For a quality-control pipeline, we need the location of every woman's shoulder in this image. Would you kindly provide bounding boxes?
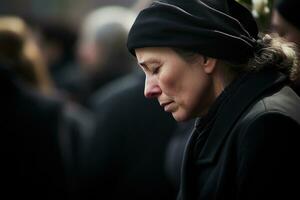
[229,85,300,145]
[240,85,300,125]
[226,86,300,151]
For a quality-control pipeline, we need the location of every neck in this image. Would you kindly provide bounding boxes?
[196,62,237,117]
[212,65,236,100]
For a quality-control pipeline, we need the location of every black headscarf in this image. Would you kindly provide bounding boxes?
[127,0,258,63]
[275,0,300,30]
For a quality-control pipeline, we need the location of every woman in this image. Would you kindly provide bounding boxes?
[0,16,54,96]
[127,0,300,199]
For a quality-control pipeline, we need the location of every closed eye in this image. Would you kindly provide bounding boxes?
[152,66,160,75]
[138,59,162,75]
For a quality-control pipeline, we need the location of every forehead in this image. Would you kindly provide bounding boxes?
[135,47,175,61]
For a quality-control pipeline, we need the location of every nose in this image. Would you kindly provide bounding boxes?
[144,75,162,98]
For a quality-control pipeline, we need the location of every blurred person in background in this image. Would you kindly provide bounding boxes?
[132,0,154,11]
[79,69,178,200]
[24,17,81,101]
[31,20,78,92]
[0,16,95,199]
[164,120,194,192]
[73,1,180,200]
[271,0,300,95]
[0,16,54,96]
[0,16,67,199]
[70,6,136,106]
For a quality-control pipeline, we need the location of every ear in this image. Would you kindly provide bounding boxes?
[202,56,217,74]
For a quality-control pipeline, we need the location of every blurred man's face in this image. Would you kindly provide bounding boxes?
[272,10,300,87]
[76,39,106,73]
[271,10,300,46]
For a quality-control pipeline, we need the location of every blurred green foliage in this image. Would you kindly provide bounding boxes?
[237,0,274,31]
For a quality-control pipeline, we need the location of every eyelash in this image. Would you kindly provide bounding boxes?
[152,66,160,75]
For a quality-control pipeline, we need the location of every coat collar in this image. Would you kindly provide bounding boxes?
[194,70,287,165]
[179,70,288,200]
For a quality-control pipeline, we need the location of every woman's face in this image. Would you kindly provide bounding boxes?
[135,47,214,122]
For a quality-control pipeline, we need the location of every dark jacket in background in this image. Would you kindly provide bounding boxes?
[165,120,194,191]
[179,70,300,200]
[75,71,178,200]
[0,65,67,199]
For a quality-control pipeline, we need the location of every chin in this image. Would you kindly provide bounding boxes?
[172,111,193,122]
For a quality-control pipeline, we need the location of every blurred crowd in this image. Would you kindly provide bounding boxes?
[0,0,299,199]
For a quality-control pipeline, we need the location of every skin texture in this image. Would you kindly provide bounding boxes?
[135,47,226,122]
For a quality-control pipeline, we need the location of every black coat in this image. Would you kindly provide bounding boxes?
[75,71,178,200]
[179,70,300,200]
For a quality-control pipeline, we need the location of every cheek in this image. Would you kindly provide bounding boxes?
[171,80,210,122]
[158,67,182,96]
[181,73,212,114]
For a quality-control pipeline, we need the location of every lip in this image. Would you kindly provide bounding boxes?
[160,101,173,112]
